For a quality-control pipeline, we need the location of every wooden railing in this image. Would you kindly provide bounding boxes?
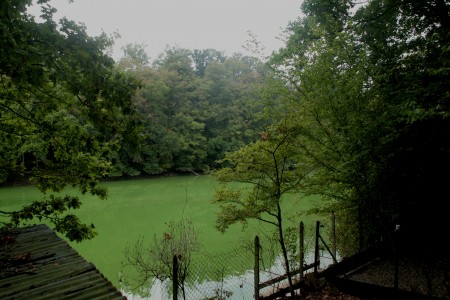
[254,214,338,300]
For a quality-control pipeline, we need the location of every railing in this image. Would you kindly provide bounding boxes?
[254,213,338,300]
[167,213,339,300]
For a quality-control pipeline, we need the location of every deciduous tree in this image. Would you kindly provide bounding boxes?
[269,0,450,251]
[0,0,139,241]
[123,218,200,300]
[212,123,309,295]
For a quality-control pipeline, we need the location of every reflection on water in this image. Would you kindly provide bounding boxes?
[122,249,338,300]
[123,271,255,300]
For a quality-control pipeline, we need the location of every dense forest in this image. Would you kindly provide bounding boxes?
[113,45,273,176]
[1,0,449,260]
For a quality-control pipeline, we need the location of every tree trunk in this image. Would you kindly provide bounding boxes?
[276,202,295,296]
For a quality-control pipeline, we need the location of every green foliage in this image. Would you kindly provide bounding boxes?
[269,0,450,250]
[212,123,309,293]
[212,123,306,231]
[114,47,271,175]
[0,195,96,243]
[192,49,226,77]
[334,206,359,258]
[122,218,200,299]
[118,43,150,71]
[0,0,139,241]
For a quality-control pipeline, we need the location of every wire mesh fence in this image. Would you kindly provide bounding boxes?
[255,214,345,298]
[183,245,256,300]
[123,213,345,299]
[124,242,256,300]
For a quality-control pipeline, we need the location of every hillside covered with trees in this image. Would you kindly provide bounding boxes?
[1,0,449,264]
[113,45,274,176]
[266,0,450,253]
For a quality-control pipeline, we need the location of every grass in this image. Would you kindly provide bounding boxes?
[0,175,326,290]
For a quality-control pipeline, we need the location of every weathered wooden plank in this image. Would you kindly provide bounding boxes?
[0,224,125,300]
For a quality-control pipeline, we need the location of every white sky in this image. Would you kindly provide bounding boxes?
[29,0,302,62]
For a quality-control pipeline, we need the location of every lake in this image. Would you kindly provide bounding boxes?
[0,175,325,299]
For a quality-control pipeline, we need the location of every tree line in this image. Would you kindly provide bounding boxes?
[113,45,273,176]
[1,0,449,273]
[0,0,274,241]
[210,0,449,293]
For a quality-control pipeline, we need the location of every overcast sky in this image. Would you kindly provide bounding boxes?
[30,0,302,61]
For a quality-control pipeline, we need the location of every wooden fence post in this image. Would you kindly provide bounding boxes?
[254,235,260,300]
[299,221,304,280]
[314,221,320,273]
[331,211,337,264]
[394,225,400,290]
[173,255,178,300]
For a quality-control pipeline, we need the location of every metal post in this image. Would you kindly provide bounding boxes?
[314,221,320,273]
[394,225,400,290]
[254,235,260,300]
[173,255,178,300]
[331,211,337,264]
[299,221,304,280]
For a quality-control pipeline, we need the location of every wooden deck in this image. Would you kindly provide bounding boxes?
[0,224,126,300]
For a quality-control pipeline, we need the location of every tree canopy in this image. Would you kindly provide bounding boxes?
[267,0,450,251]
[2,0,448,254]
[212,122,310,293]
[0,0,139,241]
[112,45,272,176]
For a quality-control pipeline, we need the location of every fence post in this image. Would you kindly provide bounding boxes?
[173,255,178,300]
[254,235,260,300]
[314,221,320,273]
[394,224,400,290]
[299,221,304,280]
[331,211,337,264]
